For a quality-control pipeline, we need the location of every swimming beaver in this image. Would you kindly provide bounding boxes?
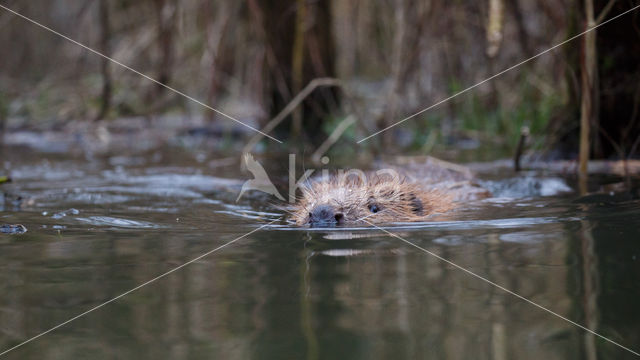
[290,157,490,227]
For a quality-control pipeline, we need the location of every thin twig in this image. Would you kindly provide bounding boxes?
[311,115,356,163]
[595,0,617,24]
[242,77,343,153]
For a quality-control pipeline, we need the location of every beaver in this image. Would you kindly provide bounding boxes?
[290,157,491,227]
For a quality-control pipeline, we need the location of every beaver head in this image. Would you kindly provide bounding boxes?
[290,174,455,227]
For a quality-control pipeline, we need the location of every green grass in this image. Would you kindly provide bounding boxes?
[461,82,558,146]
[403,78,561,153]
[313,77,562,162]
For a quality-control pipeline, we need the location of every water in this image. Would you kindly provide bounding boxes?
[1,144,640,359]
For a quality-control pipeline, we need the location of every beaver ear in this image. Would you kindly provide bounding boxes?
[409,194,424,215]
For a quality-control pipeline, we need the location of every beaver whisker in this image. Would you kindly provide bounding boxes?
[304,187,320,200]
[282,209,306,221]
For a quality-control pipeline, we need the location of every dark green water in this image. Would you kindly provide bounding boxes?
[1,145,640,359]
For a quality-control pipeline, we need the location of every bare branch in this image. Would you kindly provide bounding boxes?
[242,77,343,154]
[595,0,617,24]
[311,115,356,164]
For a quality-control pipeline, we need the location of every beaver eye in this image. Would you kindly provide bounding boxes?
[369,204,379,213]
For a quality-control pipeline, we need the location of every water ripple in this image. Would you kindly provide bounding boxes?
[75,216,161,229]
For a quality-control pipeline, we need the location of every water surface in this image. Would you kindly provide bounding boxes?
[1,145,640,359]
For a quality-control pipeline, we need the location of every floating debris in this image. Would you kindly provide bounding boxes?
[0,224,27,235]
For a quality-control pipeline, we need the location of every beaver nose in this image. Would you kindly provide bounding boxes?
[309,205,342,227]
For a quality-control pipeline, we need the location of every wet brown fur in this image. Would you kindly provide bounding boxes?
[291,174,457,226]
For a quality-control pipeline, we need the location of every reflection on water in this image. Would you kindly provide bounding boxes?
[1,148,640,359]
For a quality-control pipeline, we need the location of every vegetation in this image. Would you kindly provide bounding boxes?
[0,0,639,161]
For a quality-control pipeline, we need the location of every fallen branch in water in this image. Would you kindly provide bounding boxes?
[531,160,640,176]
[468,159,640,176]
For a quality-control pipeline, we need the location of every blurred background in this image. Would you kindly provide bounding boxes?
[0,0,639,160]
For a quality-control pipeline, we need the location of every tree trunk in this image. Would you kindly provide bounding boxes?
[291,0,307,138]
[380,0,408,149]
[154,0,175,92]
[506,0,533,58]
[205,1,234,122]
[579,0,596,182]
[251,0,338,145]
[95,0,112,121]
